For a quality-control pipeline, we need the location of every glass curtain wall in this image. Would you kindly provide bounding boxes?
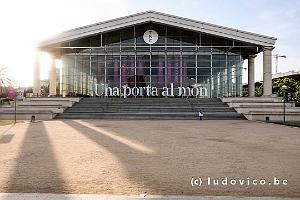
[60,23,243,97]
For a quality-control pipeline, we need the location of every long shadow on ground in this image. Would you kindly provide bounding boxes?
[64,120,220,195]
[5,122,67,193]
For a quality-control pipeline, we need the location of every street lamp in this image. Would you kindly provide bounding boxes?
[282,85,288,123]
[273,54,286,74]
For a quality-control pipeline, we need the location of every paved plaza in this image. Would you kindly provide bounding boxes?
[0,120,299,198]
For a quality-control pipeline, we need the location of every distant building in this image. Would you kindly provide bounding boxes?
[243,70,300,93]
[272,70,300,81]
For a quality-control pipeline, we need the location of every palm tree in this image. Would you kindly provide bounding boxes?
[0,67,14,97]
[0,67,13,87]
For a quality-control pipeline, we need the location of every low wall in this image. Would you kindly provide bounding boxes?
[19,101,72,107]
[23,97,81,107]
[222,97,283,103]
[25,97,81,103]
[221,97,300,122]
[228,102,294,108]
[1,107,65,113]
[244,112,300,121]
[0,110,55,120]
[0,97,80,120]
[235,107,300,114]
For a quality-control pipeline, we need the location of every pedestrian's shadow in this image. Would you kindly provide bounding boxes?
[5,121,67,193]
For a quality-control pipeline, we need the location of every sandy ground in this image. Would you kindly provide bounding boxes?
[0,120,299,197]
[0,121,14,127]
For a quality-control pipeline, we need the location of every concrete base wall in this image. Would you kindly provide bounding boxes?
[0,97,80,120]
[222,97,283,103]
[228,102,294,108]
[221,97,300,122]
[244,113,300,121]
[0,112,55,120]
[235,107,300,114]
[1,107,65,114]
[22,97,81,107]
[26,97,81,102]
[19,101,73,108]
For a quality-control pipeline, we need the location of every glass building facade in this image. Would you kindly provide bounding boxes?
[59,22,244,98]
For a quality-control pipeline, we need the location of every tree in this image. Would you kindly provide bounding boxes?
[292,80,300,106]
[272,77,296,97]
[255,85,263,97]
[272,77,300,106]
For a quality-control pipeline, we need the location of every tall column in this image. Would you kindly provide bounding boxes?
[49,58,57,96]
[113,59,119,86]
[248,55,256,97]
[158,57,164,88]
[33,51,41,96]
[263,47,274,96]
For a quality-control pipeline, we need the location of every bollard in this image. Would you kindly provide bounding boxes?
[266,116,269,122]
[31,115,36,122]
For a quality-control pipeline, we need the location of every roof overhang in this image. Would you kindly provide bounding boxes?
[39,11,277,48]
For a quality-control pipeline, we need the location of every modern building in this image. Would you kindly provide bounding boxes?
[35,11,276,98]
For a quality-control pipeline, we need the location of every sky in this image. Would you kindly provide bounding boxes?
[0,0,299,87]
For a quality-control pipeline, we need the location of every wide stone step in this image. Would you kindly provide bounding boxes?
[79,99,221,101]
[74,103,227,107]
[56,112,244,120]
[65,110,237,114]
[66,104,234,108]
[80,97,220,100]
[68,107,235,112]
[78,100,222,104]
[55,97,244,120]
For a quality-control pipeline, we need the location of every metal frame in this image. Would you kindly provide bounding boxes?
[39,11,276,48]
[59,24,245,98]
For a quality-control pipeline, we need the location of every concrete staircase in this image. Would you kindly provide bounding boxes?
[55,97,244,120]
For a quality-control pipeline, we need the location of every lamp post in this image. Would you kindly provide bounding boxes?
[282,85,288,123]
[273,54,286,74]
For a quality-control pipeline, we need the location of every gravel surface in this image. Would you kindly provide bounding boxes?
[0,120,299,197]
